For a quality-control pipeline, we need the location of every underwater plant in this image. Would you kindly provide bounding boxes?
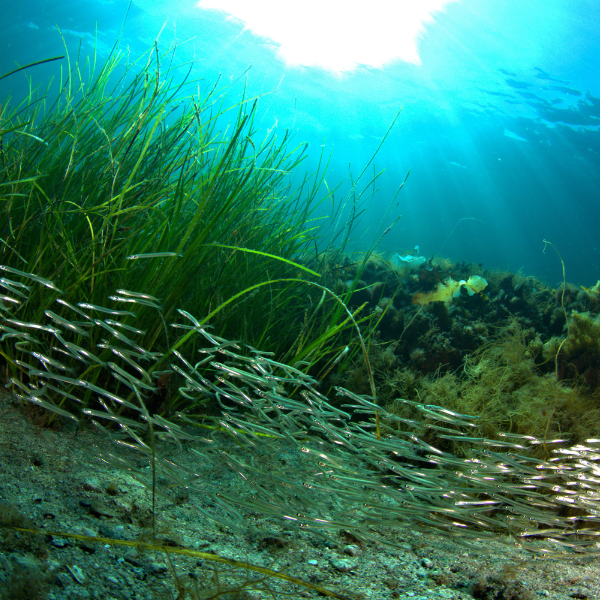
[0,33,402,417]
[4,266,600,559]
[6,34,600,600]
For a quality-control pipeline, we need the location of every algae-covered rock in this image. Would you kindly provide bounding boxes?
[541,310,600,389]
[412,275,488,305]
[562,310,600,355]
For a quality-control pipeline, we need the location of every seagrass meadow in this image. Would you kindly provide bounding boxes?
[2,39,600,600]
[0,36,381,379]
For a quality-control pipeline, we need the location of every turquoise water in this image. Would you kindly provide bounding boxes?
[3,0,599,285]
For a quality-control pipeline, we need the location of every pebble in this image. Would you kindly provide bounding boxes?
[330,557,357,572]
[343,544,361,556]
[123,549,143,567]
[148,561,167,573]
[67,564,86,585]
[421,557,433,569]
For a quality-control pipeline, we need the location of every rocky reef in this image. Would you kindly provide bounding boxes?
[322,253,600,452]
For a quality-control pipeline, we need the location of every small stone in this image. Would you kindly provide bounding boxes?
[67,564,86,585]
[148,561,167,574]
[343,544,360,557]
[82,480,101,493]
[421,558,433,569]
[307,559,319,566]
[89,502,119,518]
[330,558,357,572]
[124,549,143,567]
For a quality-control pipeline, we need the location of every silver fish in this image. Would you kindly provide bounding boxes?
[115,289,161,302]
[55,299,92,320]
[0,265,61,291]
[126,252,181,260]
[4,318,60,334]
[44,310,90,337]
[108,296,162,310]
[104,319,145,335]
[78,303,135,317]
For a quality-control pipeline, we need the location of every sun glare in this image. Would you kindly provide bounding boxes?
[196,0,458,72]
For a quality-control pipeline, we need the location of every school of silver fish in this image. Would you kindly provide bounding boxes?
[2,264,600,557]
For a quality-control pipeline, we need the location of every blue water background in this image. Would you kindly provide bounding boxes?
[2,0,599,286]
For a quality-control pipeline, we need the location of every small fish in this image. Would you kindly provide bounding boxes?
[152,414,196,448]
[28,370,84,387]
[4,318,60,334]
[256,355,315,381]
[78,381,139,411]
[104,319,145,335]
[78,303,135,317]
[171,364,210,394]
[55,299,92,320]
[28,133,48,145]
[176,308,202,328]
[416,405,476,428]
[217,348,254,361]
[126,252,181,260]
[109,348,152,382]
[334,386,377,407]
[330,346,349,368]
[25,394,79,422]
[0,278,30,298]
[96,341,158,361]
[218,376,254,405]
[83,405,143,429]
[0,331,38,344]
[213,362,272,387]
[55,337,105,366]
[14,358,38,372]
[0,265,61,291]
[108,295,162,310]
[93,320,139,346]
[448,161,467,169]
[107,362,158,392]
[45,310,91,337]
[115,289,161,302]
[31,351,75,372]
[172,349,210,378]
[110,369,157,393]
[45,382,83,404]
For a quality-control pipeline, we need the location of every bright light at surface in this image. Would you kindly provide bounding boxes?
[196,0,458,72]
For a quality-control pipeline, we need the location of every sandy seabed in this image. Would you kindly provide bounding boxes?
[0,393,598,600]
